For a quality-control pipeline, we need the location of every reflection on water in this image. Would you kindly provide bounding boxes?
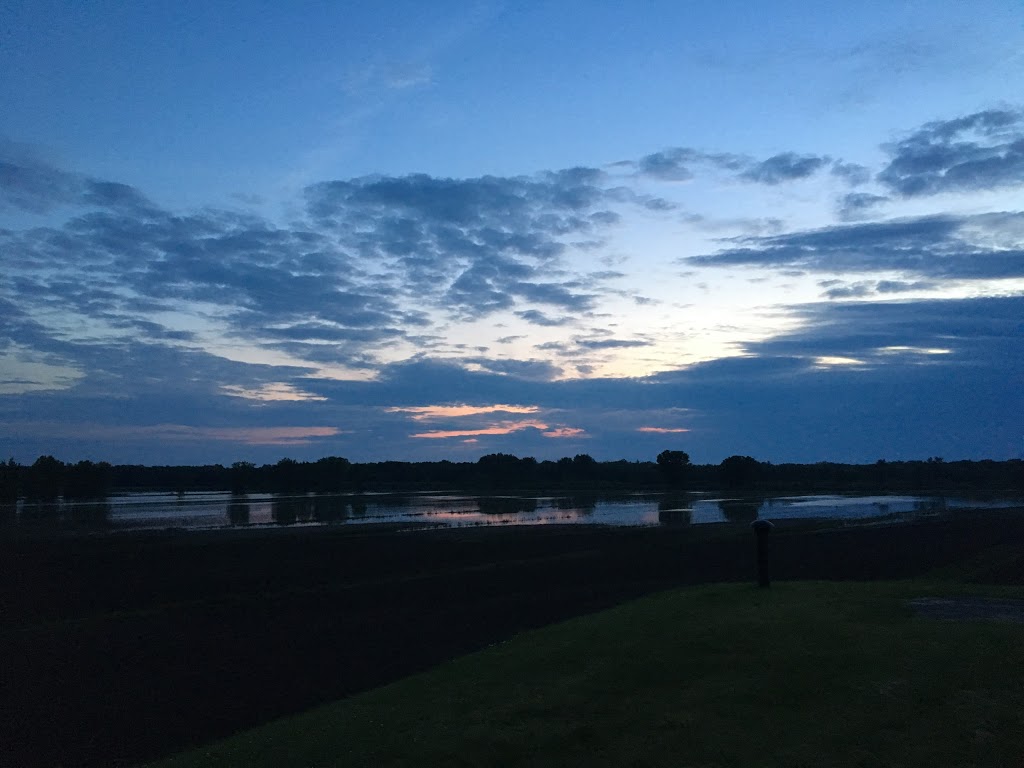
[479,496,538,515]
[658,493,692,526]
[272,496,299,526]
[12,497,111,528]
[2,490,1020,534]
[313,495,349,524]
[718,498,761,523]
[68,501,111,526]
[554,494,597,512]
[228,494,250,526]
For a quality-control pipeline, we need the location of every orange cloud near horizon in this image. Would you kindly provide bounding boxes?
[386,403,540,420]
[410,419,550,439]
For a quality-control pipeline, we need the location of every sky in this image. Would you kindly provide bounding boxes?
[2,0,1023,466]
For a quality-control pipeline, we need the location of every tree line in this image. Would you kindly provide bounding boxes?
[2,452,1022,502]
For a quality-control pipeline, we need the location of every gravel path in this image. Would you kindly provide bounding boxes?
[909,597,1024,624]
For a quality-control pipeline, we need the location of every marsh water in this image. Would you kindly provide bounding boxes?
[4,490,1021,534]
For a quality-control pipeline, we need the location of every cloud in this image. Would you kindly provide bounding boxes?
[466,357,564,381]
[543,427,586,438]
[739,152,830,184]
[303,167,638,319]
[575,338,650,350]
[687,212,1024,279]
[221,382,328,402]
[819,279,938,299]
[831,161,871,186]
[636,148,700,181]
[837,192,889,221]
[878,108,1024,196]
[0,141,154,214]
[633,147,827,186]
[515,309,571,327]
[2,156,650,395]
[0,422,342,446]
[410,419,550,439]
[4,293,1021,464]
[385,404,540,420]
[343,60,433,93]
[732,295,1024,367]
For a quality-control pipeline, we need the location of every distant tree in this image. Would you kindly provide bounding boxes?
[0,458,20,502]
[477,453,525,487]
[571,454,597,480]
[656,450,690,488]
[230,461,256,494]
[315,456,351,492]
[272,457,303,491]
[24,455,65,500]
[64,460,111,499]
[719,455,761,489]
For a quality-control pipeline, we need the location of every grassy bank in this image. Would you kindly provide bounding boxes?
[148,580,1024,768]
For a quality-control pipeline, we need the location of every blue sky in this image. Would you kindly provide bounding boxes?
[2,1,1023,465]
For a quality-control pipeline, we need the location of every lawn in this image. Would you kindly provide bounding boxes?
[146,580,1024,767]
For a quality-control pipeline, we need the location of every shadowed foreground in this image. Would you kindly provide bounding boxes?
[148,580,1024,768]
[3,510,1024,766]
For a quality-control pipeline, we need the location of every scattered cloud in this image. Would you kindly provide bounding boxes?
[0,140,154,214]
[688,212,1024,280]
[631,147,829,186]
[221,382,328,402]
[837,192,889,221]
[739,152,830,185]
[878,108,1024,196]
[831,160,872,186]
[575,338,650,350]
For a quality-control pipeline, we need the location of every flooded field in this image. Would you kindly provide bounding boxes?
[4,490,1022,533]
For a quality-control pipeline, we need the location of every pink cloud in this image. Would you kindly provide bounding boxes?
[410,419,549,439]
[386,404,539,420]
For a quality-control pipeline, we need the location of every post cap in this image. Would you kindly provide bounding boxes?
[750,519,775,532]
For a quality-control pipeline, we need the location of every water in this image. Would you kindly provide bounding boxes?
[3,490,1021,534]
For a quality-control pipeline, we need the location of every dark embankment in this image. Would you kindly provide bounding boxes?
[3,509,1024,767]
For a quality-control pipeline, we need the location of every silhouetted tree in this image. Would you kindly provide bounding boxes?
[314,456,351,492]
[24,455,64,500]
[719,455,761,489]
[272,458,303,492]
[478,453,527,487]
[0,458,20,502]
[656,450,690,488]
[64,460,110,499]
[230,461,256,494]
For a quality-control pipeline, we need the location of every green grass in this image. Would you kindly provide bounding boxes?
[148,581,1024,768]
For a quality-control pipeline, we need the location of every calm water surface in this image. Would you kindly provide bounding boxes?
[4,490,1021,533]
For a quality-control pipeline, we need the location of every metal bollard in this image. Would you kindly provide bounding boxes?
[750,519,775,588]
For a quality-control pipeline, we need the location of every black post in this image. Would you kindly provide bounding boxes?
[750,519,775,588]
